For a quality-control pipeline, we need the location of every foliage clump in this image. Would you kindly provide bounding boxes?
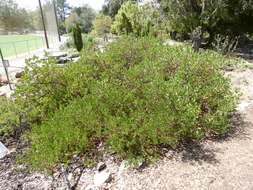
[0,97,25,142]
[15,37,237,171]
[157,0,253,44]
[91,13,112,41]
[112,2,159,37]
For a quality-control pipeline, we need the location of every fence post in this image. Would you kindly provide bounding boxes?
[39,0,50,49]
[26,40,30,55]
[35,38,38,49]
[12,42,18,58]
[0,49,12,90]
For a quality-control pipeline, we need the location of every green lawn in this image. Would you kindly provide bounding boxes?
[0,34,45,58]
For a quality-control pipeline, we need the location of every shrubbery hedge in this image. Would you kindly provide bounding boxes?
[15,37,237,171]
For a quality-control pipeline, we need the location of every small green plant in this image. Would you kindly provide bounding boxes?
[0,97,23,141]
[72,23,83,52]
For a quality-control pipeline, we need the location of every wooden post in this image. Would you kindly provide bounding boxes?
[53,0,61,42]
[0,49,12,90]
[38,0,49,49]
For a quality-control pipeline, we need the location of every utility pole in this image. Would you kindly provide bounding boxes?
[38,0,49,49]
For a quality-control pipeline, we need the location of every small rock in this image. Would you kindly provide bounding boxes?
[15,72,23,79]
[67,173,73,182]
[69,53,79,59]
[93,170,112,186]
[118,161,128,176]
[97,162,106,172]
[83,184,96,190]
[56,58,69,64]
[50,52,67,59]
[72,57,80,62]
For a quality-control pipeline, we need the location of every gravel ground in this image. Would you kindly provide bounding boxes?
[0,66,253,190]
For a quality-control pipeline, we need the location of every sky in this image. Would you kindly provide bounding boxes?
[16,0,105,11]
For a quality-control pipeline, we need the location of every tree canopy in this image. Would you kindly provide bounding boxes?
[102,0,141,18]
[157,0,253,38]
[56,0,71,33]
[112,2,159,37]
[0,0,32,31]
[65,4,96,33]
[91,14,112,40]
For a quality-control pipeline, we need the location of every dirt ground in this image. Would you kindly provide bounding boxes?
[1,60,253,190]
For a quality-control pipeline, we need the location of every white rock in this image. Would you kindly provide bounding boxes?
[93,170,112,186]
[67,173,72,182]
[237,101,252,111]
[0,141,9,159]
[116,161,129,190]
[118,161,128,176]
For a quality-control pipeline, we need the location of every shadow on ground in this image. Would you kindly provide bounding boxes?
[160,111,251,166]
[232,39,253,63]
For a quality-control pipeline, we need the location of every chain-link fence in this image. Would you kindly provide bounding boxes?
[42,0,61,48]
[0,0,60,58]
[0,36,45,58]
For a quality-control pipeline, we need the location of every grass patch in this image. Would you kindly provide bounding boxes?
[0,34,45,57]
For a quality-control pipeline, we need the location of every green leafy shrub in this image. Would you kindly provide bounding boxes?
[112,2,160,37]
[98,37,237,161]
[14,55,100,122]
[17,37,237,171]
[25,97,103,171]
[0,97,23,141]
[72,23,83,52]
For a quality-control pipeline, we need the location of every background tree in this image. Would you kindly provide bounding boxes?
[112,2,158,37]
[102,0,141,18]
[0,0,32,31]
[91,13,112,41]
[157,0,253,43]
[65,5,96,33]
[30,8,43,31]
[55,0,71,34]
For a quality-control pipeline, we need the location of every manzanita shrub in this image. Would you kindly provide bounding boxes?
[0,97,23,140]
[14,55,100,122]
[16,37,237,171]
